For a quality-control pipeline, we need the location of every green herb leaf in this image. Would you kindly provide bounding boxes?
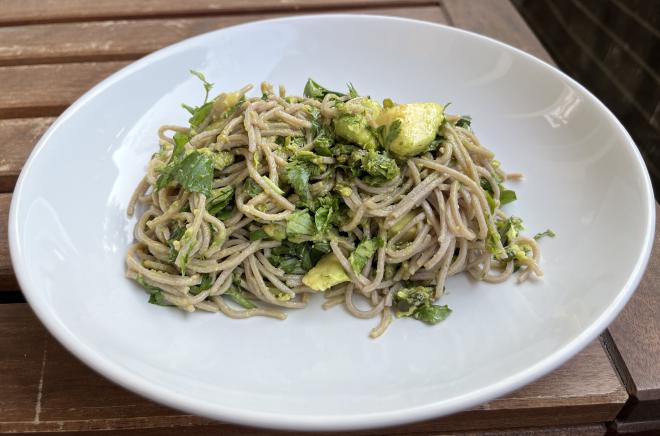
[284,154,322,203]
[413,304,452,325]
[173,132,190,147]
[249,228,269,241]
[136,274,162,294]
[148,292,171,306]
[207,186,234,216]
[156,140,186,190]
[314,195,339,233]
[534,229,556,240]
[244,178,263,197]
[224,286,257,309]
[173,151,214,196]
[286,210,316,240]
[348,237,384,273]
[456,116,472,128]
[303,78,343,100]
[189,274,213,296]
[167,224,186,262]
[383,98,395,109]
[347,82,359,98]
[392,286,450,325]
[268,241,325,274]
[499,188,517,205]
[189,70,214,103]
[374,119,402,149]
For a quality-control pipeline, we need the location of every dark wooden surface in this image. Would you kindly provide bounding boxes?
[0,0,658,433]
[0,304,626,434]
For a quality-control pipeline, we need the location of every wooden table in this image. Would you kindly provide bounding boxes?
[0,1,658,434]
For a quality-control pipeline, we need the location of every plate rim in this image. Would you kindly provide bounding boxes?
[8,13,656,431]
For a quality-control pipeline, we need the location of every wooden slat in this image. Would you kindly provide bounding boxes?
[605,204,660,402]
[0,7,447,66]
[0,5,447,190]
[0,62,129,118]
[0,118,54,192]
[0,304,626,433]
[442,0,554,64]
[0,0,430,26]
[0,195,17,291]
[10,424,609,436]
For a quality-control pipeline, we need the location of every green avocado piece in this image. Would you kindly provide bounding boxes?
[333,98,382,149]
[302,253,350,291]
[376,103,445,157]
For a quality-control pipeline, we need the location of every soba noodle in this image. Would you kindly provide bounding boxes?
[126,75,550,338]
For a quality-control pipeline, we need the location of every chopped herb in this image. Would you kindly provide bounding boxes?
[207,186,234,216]
[534,229,556,240]
[225,286,256,309]
[392,286,451,325]
[172,151,214,196]
[286,209,316,241]
[249,229,269,241]
[189,274,213,296]
[348,237,384,273]
[303,78,343,100]
[167,224,186,262]
[374,119,402,149]
[347,82,359,98]
[499,189,517,205]
[285,153,322,204]
[244,178,263,197]
[456,116,472,128]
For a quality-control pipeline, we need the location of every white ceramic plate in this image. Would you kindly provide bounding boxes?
[9,15,655,431]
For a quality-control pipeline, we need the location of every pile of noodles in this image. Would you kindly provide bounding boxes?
[126,80,543,338]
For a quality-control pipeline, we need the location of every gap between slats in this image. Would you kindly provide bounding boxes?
[0,0,436,27]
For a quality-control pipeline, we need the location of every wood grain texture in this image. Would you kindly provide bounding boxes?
[0,118,54,192]
[0,304,625,433]
[0,62,129,118]
[442,0,554,64]
[0,0,430,25]
[606,203,660,402]
[0,195,18,291]
[0,7,447,66]
[16,423,608,436]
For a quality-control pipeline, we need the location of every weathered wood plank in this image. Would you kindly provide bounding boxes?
[0,62,129,118]
[606,205,660,403]
[0,304,626,433]
[0,0,431,26]
[0,194,18,291]
[0,118,54,192]
[442,0,553,64]
[0,7,447,66]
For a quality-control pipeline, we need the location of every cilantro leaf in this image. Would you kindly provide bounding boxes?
[189,70,214,103]
[284,153,323,203]
[303,78,344,100]
[173,151,214,196]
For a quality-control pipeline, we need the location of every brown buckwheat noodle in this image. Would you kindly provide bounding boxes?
[126,81,543,338]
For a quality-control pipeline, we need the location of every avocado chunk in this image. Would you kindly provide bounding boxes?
[376,103,444,157]
[333,98,382,149]
[302,253,350,291]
